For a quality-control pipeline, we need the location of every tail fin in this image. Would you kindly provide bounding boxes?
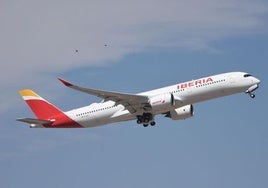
[19,89,63,119]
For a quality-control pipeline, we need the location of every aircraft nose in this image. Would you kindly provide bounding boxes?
[254,77,261,84]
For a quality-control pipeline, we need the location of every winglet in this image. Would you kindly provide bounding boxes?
[58,78,74,87]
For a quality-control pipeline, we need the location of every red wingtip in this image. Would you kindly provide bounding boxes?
[58,78,73,87]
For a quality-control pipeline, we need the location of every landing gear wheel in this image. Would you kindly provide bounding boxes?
[150,121,156,126]
[250,93,255,98]
[143,124,149,127]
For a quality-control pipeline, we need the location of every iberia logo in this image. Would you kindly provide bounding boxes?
[177,77,213,89]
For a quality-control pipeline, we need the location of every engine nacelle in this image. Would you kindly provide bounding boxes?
[166,104,194,120]
[148,93,174,112]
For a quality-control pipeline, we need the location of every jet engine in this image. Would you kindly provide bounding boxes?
[165,104,194,120]
[148,93,175,112]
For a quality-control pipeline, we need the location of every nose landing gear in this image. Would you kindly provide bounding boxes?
[249,93,255,98]
[246,84,259,99]
[246,91,256,99]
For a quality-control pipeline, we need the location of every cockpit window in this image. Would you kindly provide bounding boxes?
[244,74,252,78]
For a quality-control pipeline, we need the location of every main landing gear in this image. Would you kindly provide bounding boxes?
[136,113,156,127]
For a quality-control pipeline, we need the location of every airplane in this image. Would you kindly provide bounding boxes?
[17,72,260,128]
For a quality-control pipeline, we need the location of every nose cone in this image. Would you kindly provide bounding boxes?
[254,77,261,84]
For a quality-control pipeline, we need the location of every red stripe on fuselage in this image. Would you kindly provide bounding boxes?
[45,113,83,128]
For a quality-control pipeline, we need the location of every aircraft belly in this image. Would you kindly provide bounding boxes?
[181,85,242,104]
[72,109,134,128]
[74,113,111,128]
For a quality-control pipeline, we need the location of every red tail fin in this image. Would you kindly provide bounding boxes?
[19,89,62,119]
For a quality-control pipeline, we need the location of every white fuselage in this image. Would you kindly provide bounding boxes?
[64,72,260,127]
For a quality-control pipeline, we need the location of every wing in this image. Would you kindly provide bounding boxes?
[58,78,149,114]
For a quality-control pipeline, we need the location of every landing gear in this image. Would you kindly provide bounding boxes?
[137,119,142,124]
[246,84,259,99]
[143,124,149,127]
[246,92,256,98]
[250,93,255,98]
[150,121,156,126]
[137,113,156,127]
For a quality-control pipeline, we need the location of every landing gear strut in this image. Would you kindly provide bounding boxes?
[246,84,259,99]
[136,113,156,127]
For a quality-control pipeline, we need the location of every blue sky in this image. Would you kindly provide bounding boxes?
[1,1,268,188]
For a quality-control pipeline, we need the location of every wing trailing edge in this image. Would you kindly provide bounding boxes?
[58,78,149,114]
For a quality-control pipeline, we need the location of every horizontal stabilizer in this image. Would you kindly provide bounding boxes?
[16,118,54,125]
